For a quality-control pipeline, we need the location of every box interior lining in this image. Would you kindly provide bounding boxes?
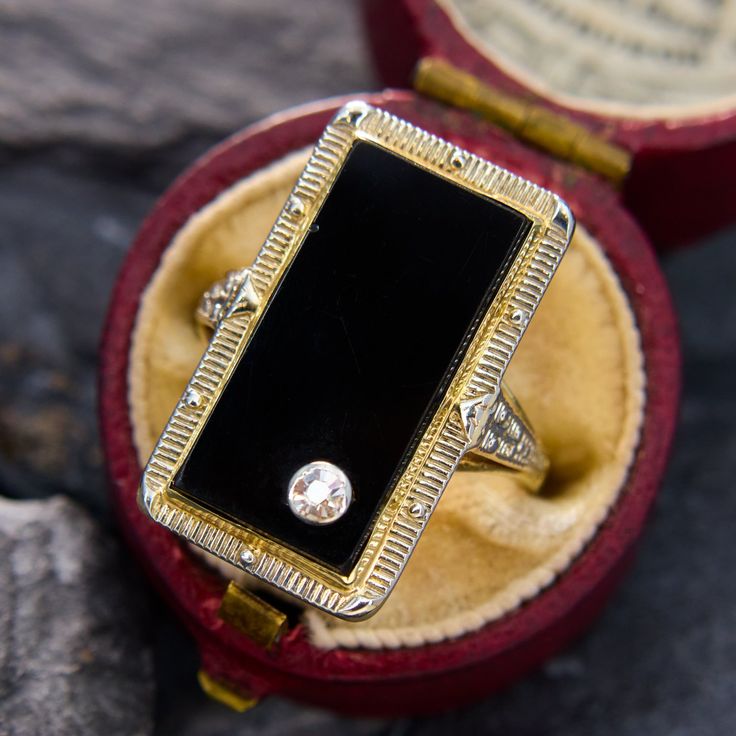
[442,0,736,120]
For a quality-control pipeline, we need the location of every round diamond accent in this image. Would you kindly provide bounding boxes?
[239,548,255,566]
[510,308,527,325]
[450,150,467,169]
[287,461,352,525]
[286,195,305,217]
[184,388,201,408]
[408,502,426,520]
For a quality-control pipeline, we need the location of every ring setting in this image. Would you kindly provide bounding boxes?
[139,101,574,620]
[287,461,353,526]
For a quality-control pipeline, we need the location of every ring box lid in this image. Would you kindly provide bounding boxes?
[362,0,736,248]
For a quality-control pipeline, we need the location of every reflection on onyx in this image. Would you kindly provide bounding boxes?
[174,142,530,573]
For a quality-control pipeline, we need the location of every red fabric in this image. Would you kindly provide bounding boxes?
[362,0,736,249]
[99,91,680,715]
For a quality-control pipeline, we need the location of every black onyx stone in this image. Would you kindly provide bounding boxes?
[174,142,531,573]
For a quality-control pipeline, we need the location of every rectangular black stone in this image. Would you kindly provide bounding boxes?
[174,141,531,573]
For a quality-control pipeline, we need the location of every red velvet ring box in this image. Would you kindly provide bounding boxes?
[99,1,697,717]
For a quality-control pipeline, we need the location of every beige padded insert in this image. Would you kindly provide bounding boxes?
[129,148,645,650]
[442,0,736,119]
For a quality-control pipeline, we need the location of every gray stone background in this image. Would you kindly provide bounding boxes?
[0,1,734,734]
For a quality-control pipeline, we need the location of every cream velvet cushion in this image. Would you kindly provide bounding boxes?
[129,148,645,650]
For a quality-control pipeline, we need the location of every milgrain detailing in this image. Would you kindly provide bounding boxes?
[139,101,573,620]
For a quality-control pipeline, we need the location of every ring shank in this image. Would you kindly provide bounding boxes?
[458,386,549,493]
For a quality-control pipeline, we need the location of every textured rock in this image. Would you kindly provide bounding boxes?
[0,496,153,736]
[0,0,374,148]
[0,156,155,515]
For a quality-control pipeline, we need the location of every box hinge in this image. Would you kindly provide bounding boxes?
[414,57,631,186]
[197,670,259,713]
[218,581,288,650]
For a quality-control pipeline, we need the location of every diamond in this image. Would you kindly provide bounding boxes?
[286,195,305,217]
[184,388,201,408]
[408,502,426,520]
[450,150,467,169]
[240,548,255,566]
[510,308,528,325]
[287,461,352,525]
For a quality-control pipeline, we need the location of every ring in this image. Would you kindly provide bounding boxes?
[196,269,550,492]
[140,101,574,620]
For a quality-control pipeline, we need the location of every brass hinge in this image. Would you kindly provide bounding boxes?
[218,581,288,649]
[414,57,631,186]
[197,670,259,713]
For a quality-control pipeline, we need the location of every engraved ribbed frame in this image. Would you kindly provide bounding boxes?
[139,101,573,620]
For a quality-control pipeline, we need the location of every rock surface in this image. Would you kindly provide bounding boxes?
[0,0,374,148]
[0,154,155,516]
[0,496,153,736]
